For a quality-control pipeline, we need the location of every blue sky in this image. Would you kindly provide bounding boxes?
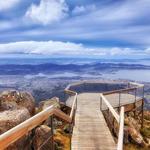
[0,0,150,58]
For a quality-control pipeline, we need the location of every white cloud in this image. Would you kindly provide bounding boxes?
[72,4,96,15]
[145,48,150,54]
[0,40,148,57]
[0,41,85,55]
[0,0,20,11]
[25,0,68,25]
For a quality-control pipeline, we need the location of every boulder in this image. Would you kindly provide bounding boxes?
[5,135,32,150]
[38,97,61,127]
[0,108,31,150]
[0,108,30,134]
[39,97,60,111]
[125,116,141,131]
[33,125,52,150]
[125,116,148,147]
[144,111,150,121]
[128,127,147,146]
[60,102,71,115]
[0,90,35,115]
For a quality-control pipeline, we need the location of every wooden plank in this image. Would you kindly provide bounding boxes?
[117,107,124,150]
[72,93,116,150]
[69,93,77,118]
[64,89,76,95]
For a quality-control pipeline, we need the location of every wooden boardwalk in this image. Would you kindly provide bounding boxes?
[0,82,143,150]
[71,93,116,150]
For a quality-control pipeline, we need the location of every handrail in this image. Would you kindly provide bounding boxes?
[101,82,144,150]
[100,94,120,123]
[0,105,72,150]
[103,87,136,95]
[100,94,124,150]
[117,107,124,150]
[69,93,77,118]
[64,88,78,120]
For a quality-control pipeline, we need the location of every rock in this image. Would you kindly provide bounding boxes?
[38,97,60,127]
[0,108,30,134]
[140,127,150,138]
[113,119,119,137]
[0,108,31,150]
[124,126,130,144]
[39,97,60,111]
[0,90,35,115]
[5,135,32,150]
[33,125,52,150]
[144,111,150,121]
[60,102,71,115]
[125,116,141,131]
[124,116,148,147]
[128,127,147,147]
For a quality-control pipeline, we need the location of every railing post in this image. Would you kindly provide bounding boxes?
[134,88,137,118]
[118,92,121,111]
[142,86,144,99]
[76,96,77,110]
[127,83,130,94]
[50,115,54,150]
[100,96,102,111]
[141,99,144,128]
[141,86,144,128]
[69,123,73,150]
[127,82,130,88]
[117,107,124,150]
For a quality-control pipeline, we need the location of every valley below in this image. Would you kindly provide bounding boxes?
[0,59,149,109]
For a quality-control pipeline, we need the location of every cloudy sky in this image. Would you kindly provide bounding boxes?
[0,0,150,58]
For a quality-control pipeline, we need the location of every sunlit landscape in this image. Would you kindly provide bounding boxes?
[0,0,150,150]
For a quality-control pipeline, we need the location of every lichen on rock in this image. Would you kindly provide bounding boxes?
[0,90,35,115]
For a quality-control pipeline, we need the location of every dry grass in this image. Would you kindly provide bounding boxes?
[54,129,70,150]
[124,144,149,150]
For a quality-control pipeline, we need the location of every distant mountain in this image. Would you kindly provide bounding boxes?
[0,63,149,75]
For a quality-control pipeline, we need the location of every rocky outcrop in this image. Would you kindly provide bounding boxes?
[0,90,35,115]
[124,116,148,147]
[128,127,146,146]
[38,97,60,111]
[125,116,141,131]
[5,135,31,150]
[38,97,62,127]
[0,90,36,150]
[0,108,30,134]
[0,108,31,150]
[33,125,52,150]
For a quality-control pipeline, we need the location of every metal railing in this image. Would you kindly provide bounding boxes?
[100,82,144,150]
